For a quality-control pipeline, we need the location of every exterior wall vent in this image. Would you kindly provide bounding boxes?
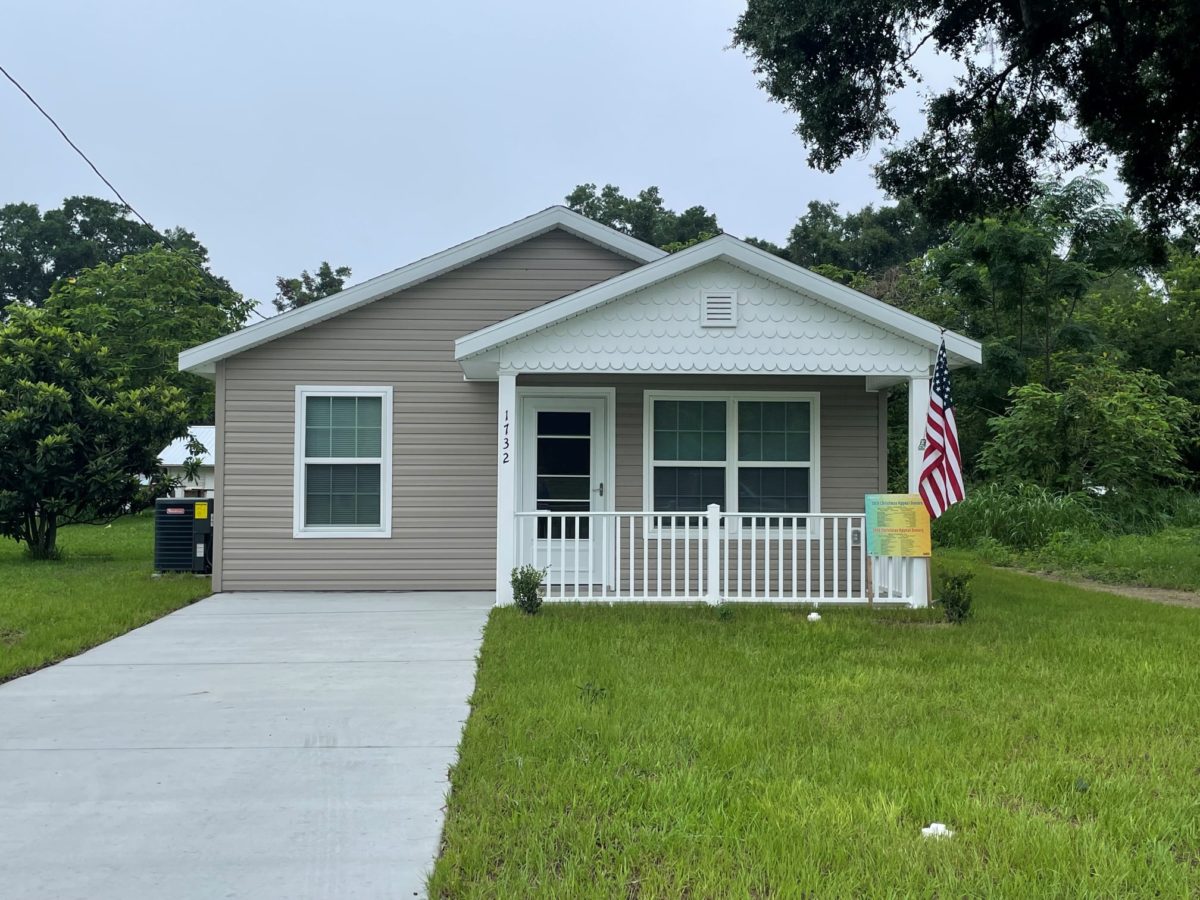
[701,290,737,327]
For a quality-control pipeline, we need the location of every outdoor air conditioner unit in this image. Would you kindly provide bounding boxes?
[154,497,214,574]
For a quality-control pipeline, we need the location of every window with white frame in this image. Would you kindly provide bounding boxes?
[294,386,392,537]
[646,392,817,523]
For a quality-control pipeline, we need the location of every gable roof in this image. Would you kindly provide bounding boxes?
[179,207,666,376]
[455,233,982,369]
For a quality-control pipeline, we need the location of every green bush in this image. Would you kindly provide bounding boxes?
[1095,487,1200,534]
[510,564,547,615]
[936,482,1200,554]
[935,570,974,624]
[980,358,1192,493]
[934,483,1101,551]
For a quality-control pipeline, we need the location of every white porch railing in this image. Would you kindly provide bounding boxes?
[513,504,923,606]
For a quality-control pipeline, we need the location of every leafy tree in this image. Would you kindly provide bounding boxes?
[0,308,188,558]
[919,179,1146,381]
[733,0,1200,231]
[566,184,719,250]
[45,247,254,422]
[273,261,352,313]
[980,357,1193,494]
[0,196,211,314]
[1090,249,1200,403]
[785,199,937,275]
[879,180,1158,480]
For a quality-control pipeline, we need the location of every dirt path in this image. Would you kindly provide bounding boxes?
[1013,568,1200,609]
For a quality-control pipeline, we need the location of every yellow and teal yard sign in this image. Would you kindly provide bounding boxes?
[864,494,931,558]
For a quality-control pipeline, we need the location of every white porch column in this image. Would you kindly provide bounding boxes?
[907,374,931,607]
[907,375,930,494]
[495,368,518,606]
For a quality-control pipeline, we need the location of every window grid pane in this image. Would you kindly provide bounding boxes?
[652,467,726,512]
[738,401,810,462]
[305,396,383,459]
[304,463,382,527]
[653,400,726,462]
[737,467,810,514]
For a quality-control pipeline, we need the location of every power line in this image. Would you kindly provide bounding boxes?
[1,62,152,229]
[1,61,268,319]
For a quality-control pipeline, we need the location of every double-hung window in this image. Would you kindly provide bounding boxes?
[646,391,818,525]
[294,386,392,537]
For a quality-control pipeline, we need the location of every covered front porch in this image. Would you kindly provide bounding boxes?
[493,374,931,607]
[453,232,981,607]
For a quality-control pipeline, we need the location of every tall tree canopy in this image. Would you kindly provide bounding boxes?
[733,0,1200,231]
[566,184,719,250]
[45,247,253,422]
[0,196,211,314]
[273,261,352,313]
[785,199,938,276]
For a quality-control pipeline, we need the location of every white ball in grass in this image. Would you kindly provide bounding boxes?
[921,823,954,839]
[807,612,821,622]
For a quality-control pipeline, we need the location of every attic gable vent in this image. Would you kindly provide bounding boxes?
[701,290,737,327]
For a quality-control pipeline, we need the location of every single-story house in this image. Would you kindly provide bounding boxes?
[158,425,216,498]
[180,208,980,605]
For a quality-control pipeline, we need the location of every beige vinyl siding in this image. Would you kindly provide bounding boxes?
[217,229,639,591]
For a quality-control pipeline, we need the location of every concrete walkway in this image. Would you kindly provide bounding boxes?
[0,591,492,899]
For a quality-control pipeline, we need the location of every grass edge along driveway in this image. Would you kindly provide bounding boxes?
[431,565,1199,898]
[0,514,210,683]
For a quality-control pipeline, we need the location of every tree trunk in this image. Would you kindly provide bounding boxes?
[23,510,60,560]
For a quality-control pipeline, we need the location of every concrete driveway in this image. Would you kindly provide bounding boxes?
[0,591,492,899]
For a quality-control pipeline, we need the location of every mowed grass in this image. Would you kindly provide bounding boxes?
[431,566,1200,897]
[0,514,210,683]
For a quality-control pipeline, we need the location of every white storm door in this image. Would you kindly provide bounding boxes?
[520,397,610,587]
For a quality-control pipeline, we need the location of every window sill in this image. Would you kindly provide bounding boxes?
[292,527,392,539]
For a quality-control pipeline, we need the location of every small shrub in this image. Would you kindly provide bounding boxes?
[935,570,974,624]
[510,564,547,615]
[715,603,734,621]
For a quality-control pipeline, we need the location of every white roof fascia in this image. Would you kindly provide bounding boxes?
[455,234,983,368]
[179,207,665,375]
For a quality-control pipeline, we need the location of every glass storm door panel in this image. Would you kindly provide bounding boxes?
[520,396,610,586]
[535,410,593,539]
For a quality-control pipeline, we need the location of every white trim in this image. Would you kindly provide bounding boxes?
[292,385,393,539]
[495,371,518,604]
[641,389,822,521]
[179,208,665,376]
[456,234,982,369]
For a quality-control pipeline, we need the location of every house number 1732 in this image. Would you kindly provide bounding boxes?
[501,409,511,464]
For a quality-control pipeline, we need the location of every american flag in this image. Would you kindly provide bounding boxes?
[918,339,965,518]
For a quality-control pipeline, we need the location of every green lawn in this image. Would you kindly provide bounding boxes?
[1027,527,1200,592]
[0,513,210,683]
[431,565,1200,897]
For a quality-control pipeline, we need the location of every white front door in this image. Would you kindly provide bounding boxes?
[520,396,610,587]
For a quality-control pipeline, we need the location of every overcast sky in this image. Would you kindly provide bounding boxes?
[4,1,953,309]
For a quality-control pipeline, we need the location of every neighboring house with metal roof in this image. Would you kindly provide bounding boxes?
[159,425,216,498]
[180,207,981,605]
